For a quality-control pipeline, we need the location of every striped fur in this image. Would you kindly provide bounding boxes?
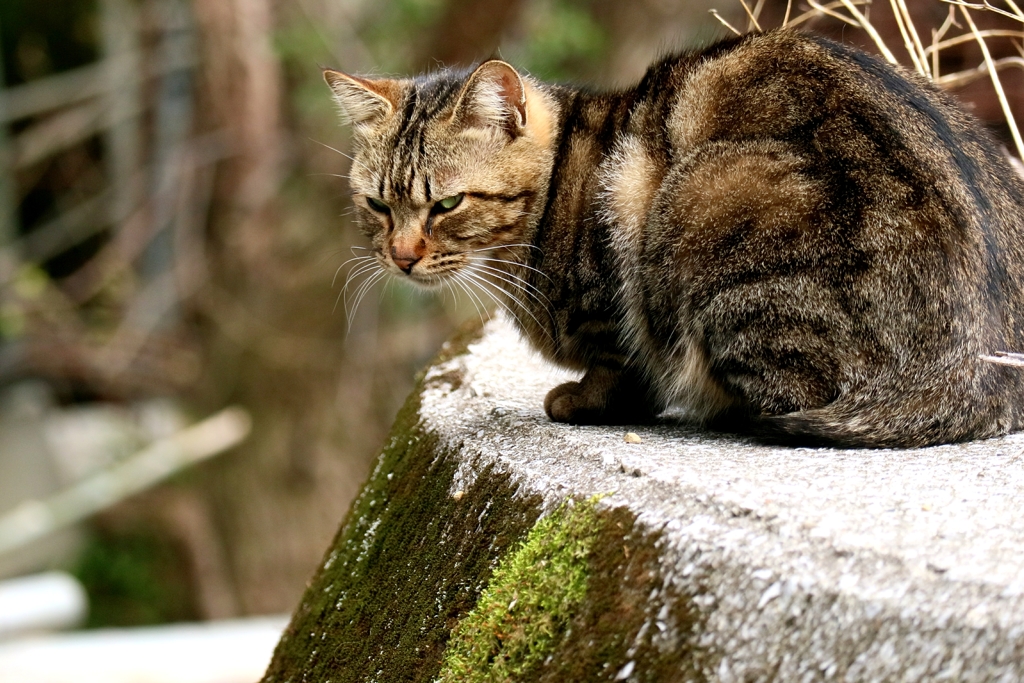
[325,30,1024,447]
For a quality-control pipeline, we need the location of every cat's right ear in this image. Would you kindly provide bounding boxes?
[451,60,528,137]
[322,69,403,129]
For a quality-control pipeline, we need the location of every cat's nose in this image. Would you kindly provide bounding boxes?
[391,246,421,273]
[392,255,420,273]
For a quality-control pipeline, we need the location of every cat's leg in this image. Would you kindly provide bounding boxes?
[646,139,846,423]
[703,314,842,418]
[544,365,663,425]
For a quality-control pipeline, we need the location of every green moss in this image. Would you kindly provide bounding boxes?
[436,496,604,681]
[536,508,711,682]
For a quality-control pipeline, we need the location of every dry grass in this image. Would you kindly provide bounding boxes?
[712,0,1024,160]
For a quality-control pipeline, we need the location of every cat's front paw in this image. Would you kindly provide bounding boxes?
[544,381,597,424]
[544,368,663,425]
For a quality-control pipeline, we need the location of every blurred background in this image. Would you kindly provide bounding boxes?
[0,0,1021,679]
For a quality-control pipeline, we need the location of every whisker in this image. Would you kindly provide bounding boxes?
[467,258,556,313]
[467,259,554,307]
[459,271,511,327]
[333,254,375,288]
[444,276,471,315]
[467,243,543,254]
[308,172,353,180]
[345,270,379,324]
[347,271,388,327]
[308,138,371,173]
[443,276,457,311]
[339,261,384,315]
[462,267,552,341]
[338,259,379,293]
[450,273,490,326]
[379,276,396,303]
[466,265,556,331]
[335,263,372,314]
[473,255,553,283]
[313,245,356,269]
[337,260,376,297]
[458,270,536,336]
[450,266,493,317]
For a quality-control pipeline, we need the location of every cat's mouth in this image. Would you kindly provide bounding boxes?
[401,270,449,288]
[389,252,467,283]
[390,259,463,288]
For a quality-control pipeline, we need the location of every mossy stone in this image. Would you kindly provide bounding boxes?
[262,319,711,681]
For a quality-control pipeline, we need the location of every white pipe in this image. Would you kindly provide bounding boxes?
[0,616,288,683]
[0,572,88,640]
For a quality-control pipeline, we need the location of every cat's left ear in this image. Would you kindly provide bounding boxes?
[323,69,403,130]
[451,60,527,136]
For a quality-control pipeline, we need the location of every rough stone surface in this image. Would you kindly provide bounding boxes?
[265,316,1024,682]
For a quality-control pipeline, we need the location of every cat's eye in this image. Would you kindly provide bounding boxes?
[366,196,390,213]
[435,194,464,212]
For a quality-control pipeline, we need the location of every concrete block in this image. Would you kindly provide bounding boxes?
[264,317,1024,682]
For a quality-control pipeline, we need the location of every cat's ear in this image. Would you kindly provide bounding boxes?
[323,69,403,129]
[451,60,527,136]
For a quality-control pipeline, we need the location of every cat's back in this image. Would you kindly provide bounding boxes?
[607,29,1024,447]
[674,29,1024,341]
[664,30,1014,187]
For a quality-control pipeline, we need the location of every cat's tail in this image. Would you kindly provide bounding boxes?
[744,394,996,449]
[748,409,911,448]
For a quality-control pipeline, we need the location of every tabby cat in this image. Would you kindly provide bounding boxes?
[324,29,1024,448]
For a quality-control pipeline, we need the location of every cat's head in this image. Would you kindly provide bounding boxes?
[324,61,556,287]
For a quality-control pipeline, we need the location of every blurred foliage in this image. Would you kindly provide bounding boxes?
[0,0,98,86]
[272,23,340,125]
[360,0,448,71]
[73,525,199,628]
[274,0,609,127]
[511,0,606,80]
